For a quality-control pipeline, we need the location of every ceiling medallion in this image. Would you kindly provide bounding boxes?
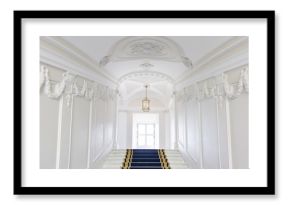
[128,41,167,57]
[139,62,154,71]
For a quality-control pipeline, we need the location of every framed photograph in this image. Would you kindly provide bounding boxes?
[14,10,275,195]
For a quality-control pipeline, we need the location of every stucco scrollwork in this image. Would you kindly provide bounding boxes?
[128,41,167,57]
[40,65,74,99]
[176,66,249,103]
[182,56,193,69]
[222,67,249,100]
[40,65,117,105]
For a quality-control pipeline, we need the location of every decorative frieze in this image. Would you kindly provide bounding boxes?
[40,65,117,105]
[176,66,249,103]
[40,65,74,99]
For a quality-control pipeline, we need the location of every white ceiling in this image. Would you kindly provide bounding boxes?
[63,36,231,66]
[61,36,233,111]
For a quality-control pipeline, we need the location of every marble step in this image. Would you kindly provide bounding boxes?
[102,149,189,169]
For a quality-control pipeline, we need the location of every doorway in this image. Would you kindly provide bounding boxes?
[132,113,159,149]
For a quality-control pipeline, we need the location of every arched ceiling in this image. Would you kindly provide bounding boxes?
[61,36,233,111]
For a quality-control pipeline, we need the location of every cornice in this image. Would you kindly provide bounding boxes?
[175,36,248,84]
[40,50,116,88]
[40,36,118,85]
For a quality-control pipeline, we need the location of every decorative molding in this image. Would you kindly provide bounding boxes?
[128,41,167,56]
[176,66,249,103]
[87,100,93,168]
[99,55,111,67]
[40,65,74,99]
[40,65,117,106]
[40,37,118,85]
[225,98,233,169]
[181,56,193,69]
[119,70,174,84]
[175,37,248,84]
[222,66,249,99]
[56,96,64,169]
[99,36,193,69]
[139,62,154,71]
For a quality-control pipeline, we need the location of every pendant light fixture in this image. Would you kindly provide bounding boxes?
[142,85,150,112]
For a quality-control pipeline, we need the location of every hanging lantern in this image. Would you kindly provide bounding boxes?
[142,85,150,112]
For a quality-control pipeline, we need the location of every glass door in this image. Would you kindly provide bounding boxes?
[136,123,155,149]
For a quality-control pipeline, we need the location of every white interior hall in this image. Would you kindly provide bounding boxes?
[40,36,249,169]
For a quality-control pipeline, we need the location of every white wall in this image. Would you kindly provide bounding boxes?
[116,111,129,148]
[175,66,249,169]
[200,98,220,168]
[229,93,249,168]
[69,96,90,168]
[39,64,117,169]
[39,94,59,168]
[116,111,172,149]
[158,111,171,149]
[185,99,201,167]
[169,99,176,149]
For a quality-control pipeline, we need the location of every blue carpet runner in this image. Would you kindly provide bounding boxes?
[122,149,170,169]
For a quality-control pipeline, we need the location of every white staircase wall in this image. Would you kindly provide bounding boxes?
[69,96,90,168]
[200,98,220,168]
[39,38,118,169]
[40,94,59,169]
[230,93,249,168]
[175,38,249,169]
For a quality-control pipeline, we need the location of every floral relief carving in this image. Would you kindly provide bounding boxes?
[222,67,249,100]
[176,66,249,103]
[128,42,166,56]
[181,56,193,69]
[99,55,111,67]
[40,65,74,99]
[40,65,117,105]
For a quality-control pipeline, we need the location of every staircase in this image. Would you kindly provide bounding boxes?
[101,149,189,169]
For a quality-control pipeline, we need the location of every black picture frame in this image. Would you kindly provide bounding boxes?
[14,10,275,195]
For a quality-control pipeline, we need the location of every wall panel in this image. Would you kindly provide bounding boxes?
[230,94,249,168]
[217,101,230,168]
[69,96,90,168]
[177,101,186,147]
[117,112,128,148]
[200,98,220,169]
[186,99,201,164]
[40,93,59,168]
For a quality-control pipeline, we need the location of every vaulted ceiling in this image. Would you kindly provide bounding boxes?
[61,36,233,111]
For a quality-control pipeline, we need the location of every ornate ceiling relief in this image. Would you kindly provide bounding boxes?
[181,56,193,69]
[99,55,111,67]
[96,37,195,109]
[98,37,193,69]
[127,41,167,57]
[139,62,154,71]
[119,71,174,84]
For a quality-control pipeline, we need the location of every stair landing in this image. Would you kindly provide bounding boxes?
[102,149,188,169]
